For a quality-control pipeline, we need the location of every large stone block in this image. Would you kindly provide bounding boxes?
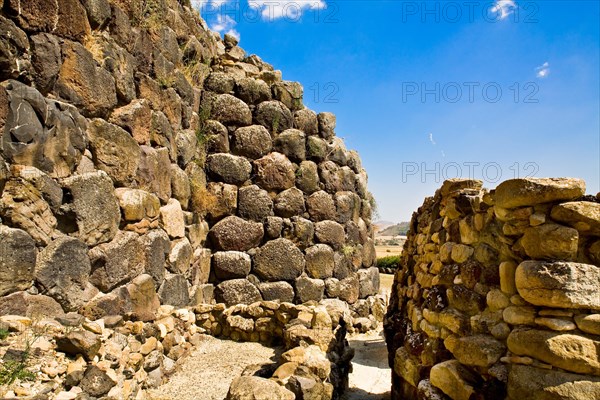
[215,279,262,307]
[213,251,251,280]
[231,125,272,159]
[63,171,121,246]
[35,237,96,312]
[88,231,145,292]
[210,94,252,126]
[430,360,475,400]
[443,334,505,367]
[551,201,600,236]
[0,226,36,296]
[520,223,579,261]
[494,178,585,209]
[305,244,335,279]
[508,365,600,400]
[55,41,117,117]
[516,261,600,310]
[1,81,87,178]
[253,238,305,281]
[295,275,325,303]
[209,216,264,251]
[206,153,252,185]
[237,185,272,222]
[258,281,295,303]
[254,152,296,192]
[507,329,600,376]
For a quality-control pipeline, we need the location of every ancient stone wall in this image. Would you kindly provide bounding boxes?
[384,178,600,400]
[0,0,379,323]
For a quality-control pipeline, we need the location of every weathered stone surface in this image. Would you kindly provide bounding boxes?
[136,146,172,203]
[258,281,295,303]
[295,275,325,303]
[0,173,56,245]
[358,267,379,298]
[87,119,140,186]
[205,72,235,94]
[158,274,189,308]
[274,187,306,218]
[226,376,295,400]
[430,360,475,400]
[56,330,101,361]
[444,334,505,367]
[317,112,336,140]
[63,171,121,246]
[0,291,64,317]
[0,226,36,296]
[305,244,335,279]
[126,274,159,322]
[335,191,360,224]
[394,347,421,387]
[274,129,306,162]
[30,33,60,95]
[141,229,170,287]
[55,41,117,117]
[81,0,111,29]
[338,274,360,304]
[508,365,600,400]
[170,164,191,209]
[253,238,305,281]
[315,220,345,250]
[272,81,303,111]
[231,125,273,159]
[0,16,29,82]
[202,182,238,222]
[503,306,536,325]
[168,238,193,275]
[508,329,600,376]
[115,188,160,222]
[2,81,87,178]
[88,231,144,292]
[80,365,116,397]
[205,120,229,154]
[516,261,600,310]
[209,216,264,252]
[307,191,336,222]
[551,201,600,236]
[494,178,586,209]
[207,153,252,185]
[254,101,293,134]
[296,161,320,195]
[294,109,318,136]
[520,223,579,260]
[211,94,252,126]
[235,77,271,105]
[282,217,315,249]
[254,152,296,192]
[35,237,96,312]
[160,199,186,239]
[213,251,251,280]
[238,185,273,222]
[216,279,262,307]
[574,314,600,336]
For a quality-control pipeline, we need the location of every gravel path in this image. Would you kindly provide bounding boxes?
[147,335,281,400]
[342,328,392,400]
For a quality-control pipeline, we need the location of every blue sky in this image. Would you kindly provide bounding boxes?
[197,0,600,222]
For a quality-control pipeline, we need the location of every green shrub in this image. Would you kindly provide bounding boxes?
[377,255,401,270]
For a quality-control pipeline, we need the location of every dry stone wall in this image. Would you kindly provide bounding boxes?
[0,0,379,325]
[384,178,600,400]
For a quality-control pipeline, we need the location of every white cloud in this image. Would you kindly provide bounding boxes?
[428,133,436,145]
[491,0,517,20]
[210,14,240,39]
[536,61,550,78]
[249,0,327,21]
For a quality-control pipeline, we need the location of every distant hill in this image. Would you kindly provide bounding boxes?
[376,222,410,237]
[373,221,396,231]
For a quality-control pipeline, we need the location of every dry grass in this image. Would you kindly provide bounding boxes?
[375,245,403,259]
